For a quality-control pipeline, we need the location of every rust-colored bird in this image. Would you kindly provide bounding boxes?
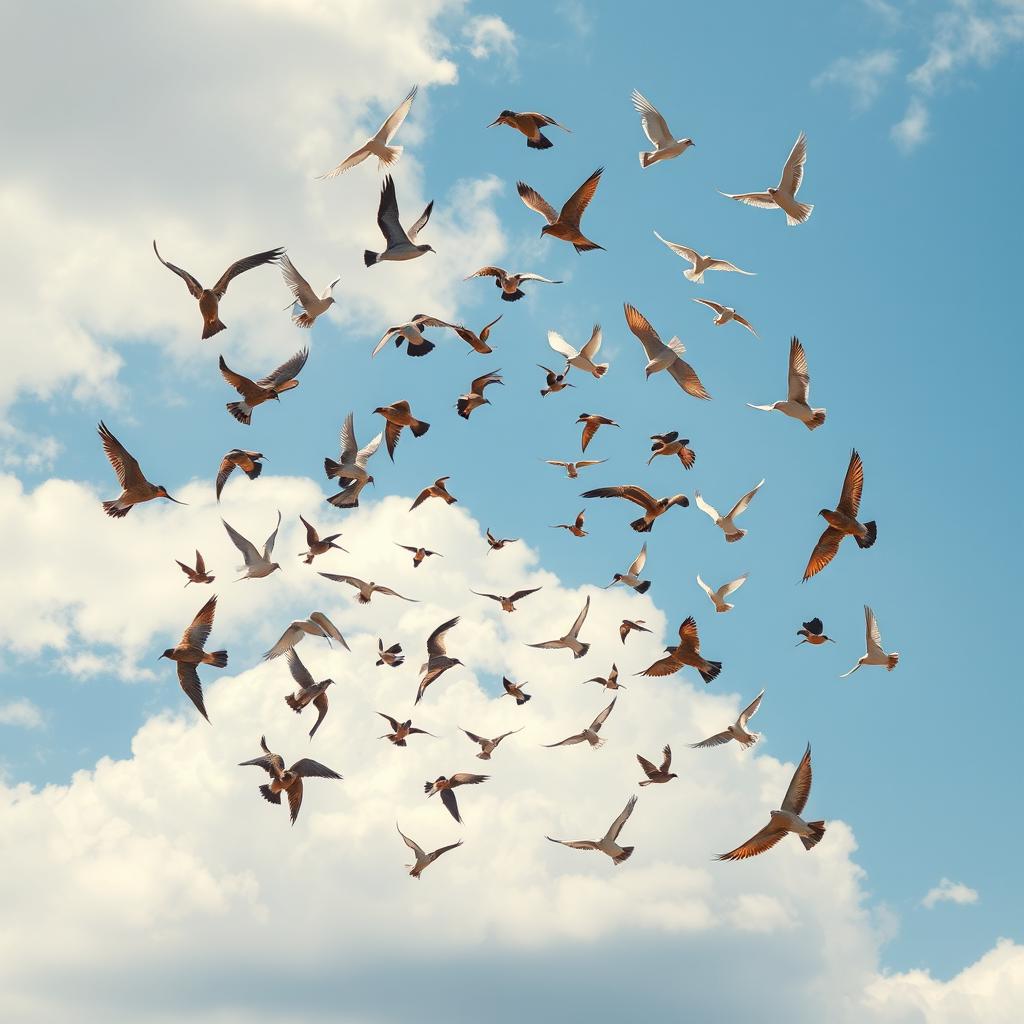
[219,348,308,425]
[539,364,574,397]
[159,594,228,722]
[447,314,503,354]
[577,413,619,453]
[485,528,518,553]
[373,401,430,461]
[284,649,334,739]
[518,167,605,253]
[299,515,346,565]
[552,509,587,537]
[501,677,532,705]
[471,587,542,613]
[238,736,342,825]
[97,421,184,518]
[176,550,214,586]
[637,616,721,684]
[376,640,405,668]
[378,713,435,747]
[637,745,678,786]
[648,431,696,469]
[215,449,266,500]
[488,109,570,149]
[424,773,490,824]
[461,725,524,759]
[456,369,503,419]
[396,543,442,568]
[410,476,457,511]
[397,823,462,879]
[619,619,651,645]
[581,484,688,533]
[796,618,835,646]
[416,617,462,704]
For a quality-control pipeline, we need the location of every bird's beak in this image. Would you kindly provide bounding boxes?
[486,118,501,128]
[158,653,167,660]
[165,495,187,505]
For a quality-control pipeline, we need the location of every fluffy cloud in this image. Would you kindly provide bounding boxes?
[813,50,899,111]
[0,699,44,729]
[463,15,518,68]
[922,878,980,909]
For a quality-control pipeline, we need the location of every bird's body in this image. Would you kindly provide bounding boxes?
[176,550,214,586]
[748,337,825,430]
[719,132,813,226]
[549,327,608,378]
[692,298,758,337]
[539,364,574,397]
[691,689,764,750]
[397,823,462,879]
[652,231,754,283]
[319,85,417,178]
[796,617,834,646]
[299,515,346,565]
[620,619,651,645]
[624,304,710,399]
[803,450,876,581]
[223,510,282,580]
[97,421,183,518]
[239,736,342,824]
[376,640,405,668]
[637,745,677,785]
[325,412,382,509]
[318,573,416,605]
[841,605,900,677]
[694,479,764,543]
[527,596,591,659]
[215,449,265,501]
[264,612,348,660]
[219,348,308,425]
[631,90,693,168]
[378,713,434,747]
[467,266,562,303]
[159,595,227,722]
[416,617,462,704]
[364,175,434,266]
[545,697,616,749]
[457,369,503,419]
[373,401,430,461]
[547,795,637,864]
[606,543,650,594]
[472,587,542,614]
[280,254,339,327]
[552,509,587,537]
[410,477,457,511]
[581,484,688,533]
[488,109,570,149]
[697,573,748,613]
[518,168,605,253]
[424,773,489,824]
[283,650,334,739]
[638,616,721,684]
[648,431,696,469]
[462,725,524,759]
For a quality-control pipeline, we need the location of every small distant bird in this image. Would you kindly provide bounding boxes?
[581,484,689,533]
[485,529,518,553]
[396,544,442,569]
[97,421,184,518]
[648,431,696,469]
[488,109,570,149]
[456,369,503,419]
[446,315,503,355]
[623,304,710,399]
[219,348,308,425]
[692,298,758,337]
[620,619,651,645]
[424,773,489,824]
[803,450,876,581]
[717,744,825,861]
[371,313,451,358]
[176,550,214,586]
[376,640,405,668]
[396,823,462,879]
[318,573,416,605]
[378,713,434,746]
[547,794,637,865]
[223,510,282,580]
[694,479,765,543]
[318,85,418,179]
[552,509,587,537]
[527,595,591,659]
[325,413,382,509]
[719,131,813,226]
[637,745,678,786]
[239,736,342,825]
[373,401,430,461]
[280,254,339,328]
[583,663,625,691]
[416,617,462,704]
[539,364,574,396]
[410,476,457,511]
[544,697,616,749]
[606,543,650,594]
[796,618,835,646]
[471,587,541,613]
[518,168,605,253]
[215,449,265,501]
[697,573,749,613]
[545,459,606,479]
[264,611,348,660]
[638,616,721,684]
[577,413,619,452]
[548,326,608,378]
[159,595,227,722]
[652,230,754,283]
[841,606,900,678]
[364,175,434,266]
[462,725,524,759]
[748,337,826,430]
[299,515,346,565]
[501,678,532,706]
[467,266,563,302]
[284,649,334,740]
[690,689,765,750]
[152,240,283,339]
[631,90,693,168]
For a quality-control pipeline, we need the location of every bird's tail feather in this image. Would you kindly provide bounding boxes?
[699,660,722,684]
[378,145,402,167]
[226,402,251,426]
[630,516,653,533]
[614,846,634,864]
[527,134,553,150]
[635,580,651,595]
[787,202,814,226]
[887,653,900,671]
[363,250,380,267]
[801,821,826,849]
[683,269,702,283]
[102,500,130,518]
[285,693,303,712]
[640,151,654,167]
[410,419,430,437]
[202,318,227,340]
[857,522,877,549]
[206,650,228,669]
[808,410,827,430]
[324,458,341,479]
[574,642,591,660]
[517,694,532,705]
[502,289,524,302]
[725,529,746,543]
[573,239,605,254]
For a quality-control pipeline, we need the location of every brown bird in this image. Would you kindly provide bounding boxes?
[583,663,625,691]
[153,240,284,339]
[299,514,346,564]
[416,617,462,704]
[648,431,696,469]
[461,726,524,759]
[467,266,563,302]
[485,528,518,553]
[159,594,228,722]
[544,697,616,749]
[176,550,214,586]
[373,400,430,461]
[518,167,605,253]
[802,450,877,582]
[637,745,677,786]
[637,616,721,684]
[283,649,334,739]
[97,421,184,518]
[488,109,570,149]
[527,596,591,659]
[378,713,435,747]
[575,413,619,453]
[623,303,711,400]
[552,509,587,537]
[471,587,542,613]
[318,573,416,605]
[501,677,532,705]
[396,543,442,568]
[447,314,503,354]
[796,617,835,646]
[424,773,490,824]
[619,619,651,645]
[539,363,574,397]
[410,476,457,511]
[215,449,266,501]
[238,736,342,825]
[376,640,405,668]
[219,347,308,425]
[581,484,689,533]
[456,369,503,419]
[397,823,462,879]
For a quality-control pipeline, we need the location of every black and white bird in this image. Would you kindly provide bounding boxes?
[364,175,434,266]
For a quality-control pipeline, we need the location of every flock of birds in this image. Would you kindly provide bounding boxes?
[96,85,899,873]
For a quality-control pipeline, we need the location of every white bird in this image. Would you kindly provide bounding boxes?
[690,690,765,750]
[606,543,650,594]
[841,605,900,678]
[325,412,383,509]
[653,230,755,284]
[318,85,418,179]
[694,480,764,543]
[719,131,814,226]
[263,612,349,660]
[631,89,694,168]
[465,266,563,303]
[696,573,749,613]
[318,573,417,606]
[545,459,606,479]
[623,303,710,399]
[692,298,758,337]
[544,697,616,749]
[364,175,434,266]
[747,337,826,431]
[222,510,282,580]
[396,823,462,880]
[547,795,637,865]
[527,595,591,659]
[547,326,608,378]
[280,255,339,328]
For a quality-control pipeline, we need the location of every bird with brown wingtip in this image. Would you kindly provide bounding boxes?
[318,573,416,605]
[176,550,214,587]
[410,477,457,511]
[284,650,334,740]
[488,109,570,149]
[376,640,405,668]
[527,595,591,659]
[581,484,688,533]
[239,736,342,825]
[396,543,442,569]
[216,449,265,501]
[501,678,532,706]
[467,266,563,303]
[619,619,650,645]
[456,370,503,419]
[583,663,625,691]
[373,401,430,461]
[378,713,435,747]
[471,587,542,613]
[748,337,826,430]
[485,529,518,553]
[364,175,434,266]
[552,509,587,537]
[97,421,185,518]
[425,774,489,824]
[416,617,462,704]
[539,364,574,397]
[462,725,524,759]
[219,348,308,425]
[397,822,462,879]
[637,616,721,684]
[624,303,710,400]
[546,459,606,480]
[577,413,619,453]
[648,432,696,469]
[159,594,227,722]
[796,618,834,647]
[298,515,346,565]
[637,745,678,786]
[518,168,605,252]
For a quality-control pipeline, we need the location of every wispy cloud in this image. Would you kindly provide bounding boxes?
[814,49,899,111]
[0,699,44,729]
[463,15,518,70]
[922,878,979,909]
[891,97,929,152]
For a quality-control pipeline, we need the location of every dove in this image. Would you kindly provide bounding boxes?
[378,714,434,746]
[548,326,608,378]
[280,254,339,327]
[364,175,435,266]
[318,85,418,178]
[748,337,826,430]
[159,595,227,722]
[652,230,754,283]
[219,348,308,425]
[471,587,542,614]
[637,616,721,684]
[841,606,900,678]
[692,298,758,337]
[802,451,876,581]
[648,432,696,469]
[546,459,606,480]
[215,449,266,501]
[552,509,587,537]
[690,690,765,750]
[581,484,688,533]
[318,573,416,605]
[637,746,678,785]
[263,612,348,660]
[719,131,813,226]
[239,736,342,825]
[544,697,616,749]
[606,543,650,594]
[527,595,591,659]
[694,480,764,543]
[298,515,346,565]
[396,823,462,879]
[456,369,503,419]
[97,421,184,518]
[632,90,694,167]
[547,795,637,865]
[222,510,282,580]
[424,774,489,824]
[467,266,563,302]
[517,167,605,252]
[461,725,524,759]
[696,573,748,613]
[623,303,710,399]
[488,109,570,148]
[176,550,214,587]
[283,650,334,740]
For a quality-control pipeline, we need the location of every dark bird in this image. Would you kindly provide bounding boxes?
[299,514,346,565]
[456,369,503,419]
[796,618,835,646]
[176,550,214,586]
[219,348,308,425]
[378,713,435,747]
[416,617,462,704]
[238,736,342,825]
[215,449,265,500]
[648,431,696,469]
[637,616,721,684]
[424,773,489,824]
[97,421,184,518]
[637,745,678,786]
[159,594,227,722]
[539,363,574,397]
[284,649,334,739]
[581,484,688,533]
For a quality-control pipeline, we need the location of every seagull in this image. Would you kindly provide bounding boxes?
[692,298,758,337]
[215,449,265,501]
[488,109,570,149]
[318,85,418,178]
[416,617,462,704]
[581,484,689,533]
[547,795,637,865]
[280,254,339,328]
[485,529,518,553]
[803,450,876,581]
[371,314,451,358]
[717,744,825,860]
[373,401,430,460]
[620,619,651,645]
[410,476,457,511]
[376,641,405,668]
[396,544,442,569]
[176,550,214,587]
[552,509,587,537]
[446,315,503,355]
[219,348,308,425]
[462,725,524,759]
[364,175,434,266]
[318,573,416,605]
[539,364,574,397]
[471,587,542,613]
[583,663,625,691]
[631,90,694,168]
[637,616,721,684]
[501,678,532,706]
[652,230,755,283]
[544,697,616,749]
[424,774,489,824]
[159,594,227,722]
[527,595,591,659]
[545,459,606,479]
[378,713,434,746]
[623,303,710,399]
[719,131,813,226]
[223,510,282,580]
[239,736,342,825]
[518,168,605,253]
[325,412,382,508]
[697,573,749,613]
[299,515,346,565]
[264,612,348,660]
[152,240,284,339]
[456,369,503,419]
[841,606,900,677]
[637,745,678,785]
[690,689,765,750]
[467,266,563,302]
[577,413,619,452]
[283,650,334,740]
[694,479,765,543]
[97,421,184,518]
[606,543,650,594]
[648,432,696,469]
[548,326,608,378]
[396,823,462,879]
[796,618,835,646]
[748,337,826,430]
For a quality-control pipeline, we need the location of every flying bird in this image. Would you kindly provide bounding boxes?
[456,369,503,419]
[97,421,184,518]
[416,617,462,704]
[796,618,835,646]
[280,254,339,328]
[637,745,678,785]
[325,412,382,509]
[318,573,416,605]
[694,479,765,543]
[299,515,346,565]
[488,109,570,149]
[410,476,457,511]
[318,85,418,178]
[223,509,282,580]
[471,587,541,614]
[219,347,308,425]
[518,168,605,253]
[371,314,451,358]
[548,326,608,378]
[719,131,813,226]
[637,616,721,684]
[373,401,430,461]
[378,713,434,746]
[581,484,688,533]
[446,315,503,354]
[606,543,650,594]
[501,678,532,706]
[748,337,826,430]
[485,529,518,553]
[396,544,442,569]
[547,795,637,865]
[619,619,650,645]
[239,736,342,825]
[264,612,348,660]
[652,230,754,283]
[552,509,587,537]
[396,823,462,879]
[648,431,696,469]
[697,573,749,613]
[461,725,524,759]
[527,595,591,659]
[623,303,710,399]
[159,594,227,722]
[692,298,758,337]
[631,90,694,168]
[376,641,405,668]
[544,697,616,749]
[283,650,334,740]
[364,175,434,266]
[176,550,214,586]
[545,459,606,479]
[215,449,265,501]
[467,266,563,302]
[690,689,765,750]
[424,774,489,824]
[583,663,625,691]
[539,364,574,397]
[841,606,900,677]
[577,413,619,452]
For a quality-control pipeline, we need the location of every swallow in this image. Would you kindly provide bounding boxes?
[396,822,462,879]
[545,459,606,480]
[239,736,342,825]
[539,364,574,397]
[263,612,348,660]
[176,550,214,586]
[518,167,605,252]
[619,619,651,645]
[284,649,334,739]
[501,678,532,705]
[577,413,619,452]
[364,174,434,266]
[378,713,435,747]
[690,689,765,750]
[840,605,899,677]
[488,109,570,149]
[280,254,339,327]
[424,773,489,824]
[471,587,542,613]
[637,745,678,785]
[547,795,637,864]
[373,401,430,461]
[694,479,765,543]
[396,544,442,568]
[582,663,625,691]
[467,266,563,302]
[159,594,227,722]
[796,618,835,646]
[318,573,416,605]
[410,476,457,511]
[544,697,616,749]
[552,509,587,537]
[416,617,462,704]
[461,725,524,759]
[97,421,184,518]
[219,348,308,425]
[299,515,346,565]
[719,131,813,226]
[648,431,696,469]
[606,543,650,593]
[376,640,405,668]
[215,449,265,501]
[527,595,591,659]
[581,484,688,533]
[637,616,721,684]
[318,85,418,178]
[456,369,503,419]
[223,510,282,580]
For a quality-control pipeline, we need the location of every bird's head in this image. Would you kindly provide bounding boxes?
[682,138,695,148]
[487,111,515,127]
[421,245,436,255]
[269,391,282,402]
[817,508,830,519]
[156,486,186,505]
[668,772,679,780]
[576,413,590,422]
[367,475,376,487]
[159,649,174,660]
[767,187,778,196]
[540,225,553,238]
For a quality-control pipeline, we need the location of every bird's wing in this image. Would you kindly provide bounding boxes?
[396,822,425,859]
[865,605,885,657]
[257,347,309,389]
[667,357,712,400]
[732,313,758,336]
[470,371,503,395]
[804,617,824,635]
[180,594,217,650]
[636,754,659,777]
[781,744,813,815]
[837,450,865,517]
[575,460,606,470]
[262,509,282,559]
[300,514,319,547]
[378,712,402,732]
[470,591,503,604]
[449,773,489,786]
[704,258,755,275]
[716,821,787,861]
[152,241,204,298]
[508,587,542,603]
[628,543,647,577]
[195,550,206,575]
[623,303,665,360]
[493,727,524,744]
[559,167,603,226]
[580,324,602,360]
[778,131,808,195]
[696,575,714,600]
[590,697,616,731]
[215,455,235,500]
[803,526,844,581]
[373,585,417,602]
[652,230,698,264]
[427,840,463,864]
[547,331,578,360]
[518,273,561,284]
[739,689,766,728]
[544,733,587,747]
[787,337,811,403]
[690,730,733,749]
[638,652,681,677]
[279,254,318,308]
[377,176,411,247]
[466,266,503,280]
[547,838,599,851]
[218,357,257,398]
[728,479,764,519]
[97,421,145,489]
[212,247,284,297]
[694,492,720,522]
[176,663,209,721]
[222,519,260,566]
[660,744,672,773]
[718,190,776,209]
[264,623,300,660]
[318,573,362,591]
[356,432,383,465]
[516,181,558,224]
[308,611,348,650]
[377,85,417,143]
[286,649,316,690]
[337,411,357,463]
[677,615,701,652]
[289,758,342,780]
[406,201,433,242]
[604,795,637,842]
[286,780,305,823]
[581,485,657,512]
[692,298,726,315]
[461,728,487,745]
[568,596,591,638]
[721,573,749,597]
[631,89,673,147]
[427,616,459,657]
[383,419,403,460]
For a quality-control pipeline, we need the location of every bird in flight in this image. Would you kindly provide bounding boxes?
[396,823,462,879]
[318,85,418,179]
[371,314,451,358]
[466,266,562,302]
[485,529,518,553]
[223,510,282,580]
[159,594,227,722]
[694,479,765,543]
[376,641,405,669]
[318,573,416,605]
[263,612,348,660]
[620,619,651,645]
[488,109,570,149]
[424,773,490,824]
[396,544,442,569]
[803,450,876,581]
[637,745,678,785]
[748,337,826,430]
[456,369,503,419]
[176,550,214,587]
[97,421,184,518]
[719,131,813,226]
[539,364,574,397]
[652,230,755,283]
[416,617,462,704]
[606,542,650,594]
[283,650,334,740]
[364,175,434,266]
[546,459,606,480]
[796,618,835,647]
[648,432,696,469]
[446,315,504,355]
[378,714,434,747]
[544,697,617,749]
[280,254,339,328]
[548,326,608,378]
[624,303,710,399]
[219,347,308,425]
[696,573,749,613]
[215,449,265,501]
[325,412,382,509]
[631,90,693,168]
[552,509,587,537]
[582,663,625,691]
[410,477,457,511]
[518,168,605,253]
[577,413,619,452]
[527,595,591,659]
[581,484,688,533]
[461,725,524,759]
[501,678,532,706]
[239,736,342,825]
[690,689,765,750]
[841,605,900,678]
[692,298,758,337]
[373,401,430,460]
[637,616,721,684]
[298,515,346,565]
[472,587,542,614]
[547,795,637,865]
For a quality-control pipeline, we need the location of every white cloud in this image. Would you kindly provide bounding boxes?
[814,50,899,111]
[922,877,980,909]
[891,97,930,152]
[0,699,43,729]
[463,15,518,68]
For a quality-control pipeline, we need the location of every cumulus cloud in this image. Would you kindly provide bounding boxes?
[922,877,980,909]
[813,50,899,111]
[0,699,44,729]
[463,15,518,68]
